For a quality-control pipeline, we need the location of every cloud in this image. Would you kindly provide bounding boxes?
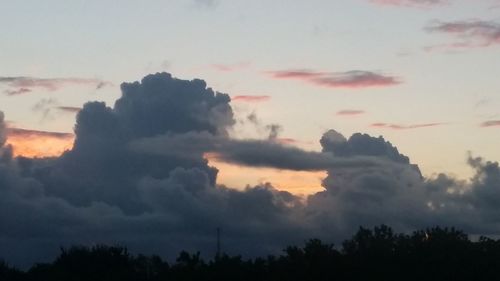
[231,95,271,103]
[425,20,500,50]
[3,88,32,96]
[32,98,59,121]
[370,0,448,7]
[131,131,382,172]
[56,106,82,113]
[2,72,500,270]
[0,112,6,147]
[275,137,300,145]
[6,128,74,139]
[268,70,401,89]
[0,76,112,95]
[211,62,250,72]
[193,0,219,9]
[481,120,500,127]
[370,122,444,130]
[336,110,365,116]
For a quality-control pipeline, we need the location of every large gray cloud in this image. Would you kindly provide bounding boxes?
[0,73,306,267]
[131,131,384,171]
[1,72,500,269]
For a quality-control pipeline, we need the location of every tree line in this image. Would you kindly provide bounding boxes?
[2,225,500,281]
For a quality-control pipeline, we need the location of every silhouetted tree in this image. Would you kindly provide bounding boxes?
[0,259,23,281]
[5,225,500,281]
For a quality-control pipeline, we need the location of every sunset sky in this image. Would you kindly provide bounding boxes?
[2,0,500,183]
[1,0,500,267]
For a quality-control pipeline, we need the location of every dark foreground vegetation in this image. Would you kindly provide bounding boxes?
[3,225,500,281]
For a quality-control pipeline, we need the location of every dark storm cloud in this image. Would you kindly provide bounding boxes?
[268,70,401,88]
[131,131,382,171]
[2,72,500,269]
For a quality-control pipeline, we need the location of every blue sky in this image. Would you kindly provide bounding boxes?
[1,0,499,182]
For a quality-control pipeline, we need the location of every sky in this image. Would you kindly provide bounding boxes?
[1,0,500,267]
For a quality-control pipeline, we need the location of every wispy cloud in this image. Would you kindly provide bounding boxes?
[4,88,32,96]
[56,106,82,113]
[232,95,271,103]
[275,138,299,145]
[336,110,365,116]
[371,122,444,130]
[480,120,500,127]
[268,69,401,89]
[0,76,112,95]
[32,98,59,122]
[211,62,250,72]
[193,0,219,9]
[370,0,448,8]
[425,20,500,51]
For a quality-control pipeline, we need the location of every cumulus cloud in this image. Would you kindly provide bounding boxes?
[268,69,401,89]
[425,20,500,50]
[0,76,111,95]
[1,72,500,269]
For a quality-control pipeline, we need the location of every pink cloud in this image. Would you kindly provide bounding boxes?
[425,20,500,50]
[371,122,444,130]
[276,138,299,145]
[4,88,32,96]
[370,0,448,7]
[0,76,112,95]
[481,120,500,127]
[7,128,74,139]
[336,110,366,116]
[268,70,401,89]
[232,95,271,103]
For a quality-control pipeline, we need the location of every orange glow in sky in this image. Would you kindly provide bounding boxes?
[6,129,74,158]
[205,153,326,195]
